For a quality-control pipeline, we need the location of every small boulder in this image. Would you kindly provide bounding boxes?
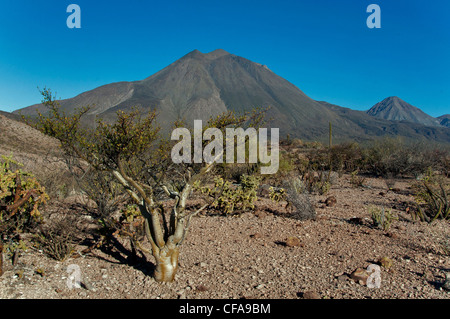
[325,196,337,207]
[285,236,303,247]
[378,257,393,269]
[250,233,262,239]
[350,268,370,285]
[442,273,450,291]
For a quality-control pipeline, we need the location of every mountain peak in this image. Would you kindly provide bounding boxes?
[384,96,404,103]
[183,49,231,61]
[183,49,204,59]
[205,49,230,58]
[367,96,440,127]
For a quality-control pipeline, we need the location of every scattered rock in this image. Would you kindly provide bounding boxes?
[35,268,45,277]
[14,269,25,279]
[325,196,337,207]
[378,257,393,269]
[385,232,398,239]
[350,268,370,285]
[254,211,268,219]
[285,236,303,248]
[335,273,348,282]
[301,290,321,299]
[348,217,364,225]
[442,273,450,291]
[422,268,434,281]
[82,279,96,292]
[196,284,208,292]
[250,233,262,239]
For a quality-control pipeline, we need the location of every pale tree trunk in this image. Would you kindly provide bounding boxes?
[112,160,213,283]
[142,207,189,283]
[153,244,180,282]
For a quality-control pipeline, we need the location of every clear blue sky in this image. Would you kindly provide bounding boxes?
[0,0,449,117]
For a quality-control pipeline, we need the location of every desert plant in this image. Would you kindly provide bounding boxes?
[35,228,76,262]
[302,169,331,195]
[0,155,48,230]
[362,138,445,178]
[27,88,265,282]
[412,169,449,222]
[442,154,450,178]
[194,174,260,215]
[269,186,286,203]
[369,205,397,231]
[329,142,364,174]
[0,155,49,272]
[282,177,316,220]
[33,211,82,262]
[0,154,49,272]
[363,137,410,177]
[275,151,295,177]
[350,170,366,187]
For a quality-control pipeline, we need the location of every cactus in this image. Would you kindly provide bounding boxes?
[329,122,332,149]
[0,154,48,271]
[194,175,260,215]
[412,168,449,222]
[369,205,397,231]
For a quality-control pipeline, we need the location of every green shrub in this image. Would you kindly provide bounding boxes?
[369,205,397,231]
[269,186,286,203]
[0,154,48,237]
[194,174,260,215]
[412,169,449,222]
[0,154,49,270]
[350,170,366,187]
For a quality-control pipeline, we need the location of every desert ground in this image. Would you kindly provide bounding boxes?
[0,173,448,299]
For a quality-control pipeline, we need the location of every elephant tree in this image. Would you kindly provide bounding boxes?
[28,88,264,282]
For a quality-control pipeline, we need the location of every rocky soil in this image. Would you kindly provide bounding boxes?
[1,175,449,299]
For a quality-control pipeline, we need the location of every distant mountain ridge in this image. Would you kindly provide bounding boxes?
[14,49,450,144]
[438,114,450,128]
[366,96,442,127]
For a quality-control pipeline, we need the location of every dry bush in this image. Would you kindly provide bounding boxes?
[34,214,81,261]
[412,169,449,222]
[282,177,316,220]
[362,138,447,178]
[329,142,365,174]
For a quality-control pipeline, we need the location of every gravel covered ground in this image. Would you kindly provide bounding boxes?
[1,175,449,300]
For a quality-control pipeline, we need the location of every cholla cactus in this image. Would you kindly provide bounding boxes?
[0,154,49,275]
[0,154,48,232]
[194,175,260,215]
[269,187,286,202]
